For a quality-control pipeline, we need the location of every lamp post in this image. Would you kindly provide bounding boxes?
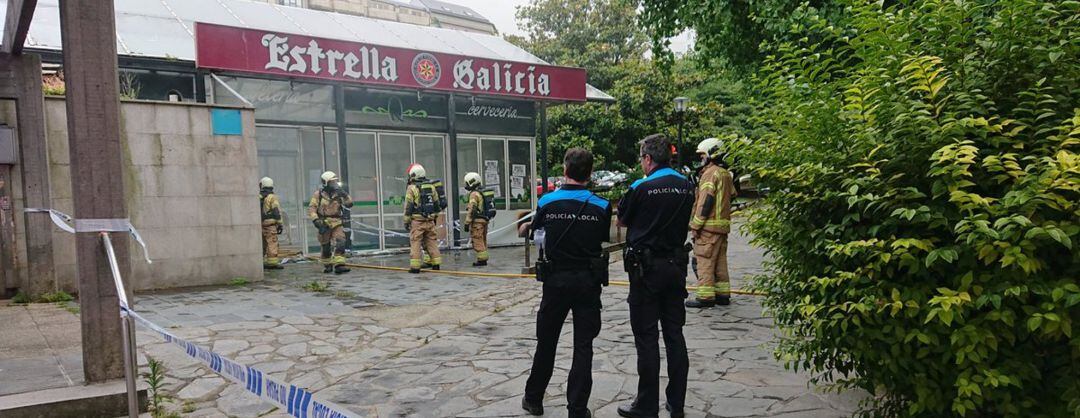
[674,96,690,167]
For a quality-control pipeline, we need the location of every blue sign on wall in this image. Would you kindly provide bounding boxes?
[211,109,243,135]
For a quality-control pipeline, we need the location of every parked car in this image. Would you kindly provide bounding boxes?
[590,170,627,191]
[536,178,556,195]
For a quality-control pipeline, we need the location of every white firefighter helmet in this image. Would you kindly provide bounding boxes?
[464,172,482,189]
[407,164,426,181]
[320,171,339,185]
[696,137,724,160]
[259,177,274,189]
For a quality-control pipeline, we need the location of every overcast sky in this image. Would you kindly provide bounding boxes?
[446,0,694,54]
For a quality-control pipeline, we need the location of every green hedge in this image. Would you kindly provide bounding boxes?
[740,1,1079,416]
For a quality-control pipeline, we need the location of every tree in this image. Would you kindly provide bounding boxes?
[509,0,647,90]
[734,0,1080,416]
[639,0,847,70]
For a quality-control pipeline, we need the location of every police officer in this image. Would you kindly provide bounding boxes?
[616,134,692,418]
[308,171,352,274]
[520,148,611,418]
[260,177,284,270]
[404,163,443,273]
[464,172,495,267]
[687,138,737,307]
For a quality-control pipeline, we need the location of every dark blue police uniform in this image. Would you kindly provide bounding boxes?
[524,184,611,417]
[617,166,693,415]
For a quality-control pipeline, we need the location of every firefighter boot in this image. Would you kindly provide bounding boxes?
[716,294,731,306]
[323,264,333,274]
[473,260,487,267]
[334,265,351,274]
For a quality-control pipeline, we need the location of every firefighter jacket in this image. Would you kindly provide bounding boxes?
[689,163,736,234]
[465,190,483,224]
[307,188,353,229]
[404,181,440,221]
[260,189,282,227]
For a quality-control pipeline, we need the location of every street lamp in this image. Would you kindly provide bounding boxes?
[674,96,690,167]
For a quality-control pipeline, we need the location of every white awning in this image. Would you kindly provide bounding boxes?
[1,0,612,102]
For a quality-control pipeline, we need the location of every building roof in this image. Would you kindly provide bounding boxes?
[0,0,611,102]
[414,0,491,25]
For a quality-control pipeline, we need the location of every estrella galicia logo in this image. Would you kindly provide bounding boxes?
[411,53,441,87]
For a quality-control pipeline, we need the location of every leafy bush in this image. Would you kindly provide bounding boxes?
[741,1,1080,416]
[37,291,74,303]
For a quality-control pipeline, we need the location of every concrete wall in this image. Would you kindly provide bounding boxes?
[1,99,262,293]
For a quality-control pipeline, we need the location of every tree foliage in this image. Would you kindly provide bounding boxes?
[511,0,757,175]
[509,0,647,90]
[731,0,1080,416]
[640,0,848,69]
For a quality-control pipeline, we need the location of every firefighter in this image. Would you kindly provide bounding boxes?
[686,137,737,308]
[404,163,443,273]
[308,171,353,274]
[260,177,284,270]
[464,172,496,267]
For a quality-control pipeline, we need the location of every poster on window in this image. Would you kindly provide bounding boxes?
[484,172,500,186]
[484,160,499,172]
[512,164,527,177]
[511,176,524,189]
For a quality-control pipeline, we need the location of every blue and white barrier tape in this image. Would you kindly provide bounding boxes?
[127,310,359,418]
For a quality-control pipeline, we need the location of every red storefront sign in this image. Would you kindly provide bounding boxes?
[195,23,587,102]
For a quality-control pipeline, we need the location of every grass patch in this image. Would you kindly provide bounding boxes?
[38,291,74,303]
[302,281,329,293]
[11,291,75,305]
[228,277,250,287]
[61,302,80,315]
[11,291,29,304]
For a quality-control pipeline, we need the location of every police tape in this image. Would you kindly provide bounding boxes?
[35,206,360,418]
[25,207,153,264]
[126,309,359,418]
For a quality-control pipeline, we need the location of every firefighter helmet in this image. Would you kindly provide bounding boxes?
[696,137,724,160]
[464,172,482,189]
[407,164,426,181]
[259,177,274,189]
[320,171,339,185]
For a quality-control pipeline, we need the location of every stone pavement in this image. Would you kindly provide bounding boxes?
[0,302,83,397]
[129,223,866,417]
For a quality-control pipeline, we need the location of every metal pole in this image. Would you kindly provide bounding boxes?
[120,313,139,418]
[677,113,683,168]
[539,103,548,195]
[447,93,461,248]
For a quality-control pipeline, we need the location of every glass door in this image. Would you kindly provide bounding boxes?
[256,127,303,251]
[378,133,413,248]
[346,131,380,250]
[414,135,448,242]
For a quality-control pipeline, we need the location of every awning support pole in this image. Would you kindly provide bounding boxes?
[447,93,461,248]
[539,103,548,194]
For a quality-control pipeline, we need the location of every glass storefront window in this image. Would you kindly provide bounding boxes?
[257,127,303,250]
[508,139,533,210]
[215,77,335,124]
[324,130,340,176]
[481,138,507,209]
[346,132,380,250]
[456,136,479,223]
[301,128,328,253]
[379,133,412,248]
